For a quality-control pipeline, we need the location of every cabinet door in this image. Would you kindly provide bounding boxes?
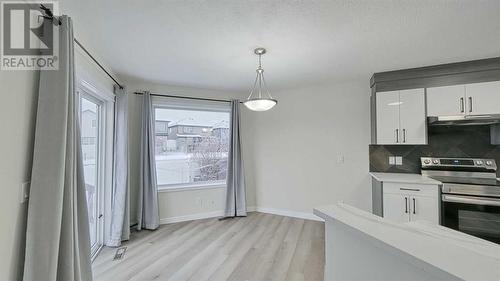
[376,91,400,144]
[399,89,427,144]
[427,85,466,116]
[465,81,500,115]
[383,193,410,223]
[409,195,439,224]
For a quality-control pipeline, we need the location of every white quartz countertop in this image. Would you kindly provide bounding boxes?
[314,203,500,281]
[370,172,442,185]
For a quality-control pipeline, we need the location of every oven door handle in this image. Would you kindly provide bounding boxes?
[442,194,500,207]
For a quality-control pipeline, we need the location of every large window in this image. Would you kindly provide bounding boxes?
[154,103,230,189]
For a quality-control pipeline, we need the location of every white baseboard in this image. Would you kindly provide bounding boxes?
[160,210,225,224]
[159,205,322,225]
[254,207,324,222]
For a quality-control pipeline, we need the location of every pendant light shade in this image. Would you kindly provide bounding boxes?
[244,48,277,111]
[243,98,277,111]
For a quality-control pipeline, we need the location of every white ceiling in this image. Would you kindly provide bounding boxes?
[61,0,500,91]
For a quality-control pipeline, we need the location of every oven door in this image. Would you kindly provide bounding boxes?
[442,194,500,244]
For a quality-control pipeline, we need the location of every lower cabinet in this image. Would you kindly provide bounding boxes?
[410,195,439,223]
[383,193,412,223]
[382,183,439,224]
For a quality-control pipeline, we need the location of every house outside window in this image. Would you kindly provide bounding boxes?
[153,100,230,190]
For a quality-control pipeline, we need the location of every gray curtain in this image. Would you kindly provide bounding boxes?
[137,91,160,230]
[107,85,130,246]
[23,16,93,281]
[224,100,247,217]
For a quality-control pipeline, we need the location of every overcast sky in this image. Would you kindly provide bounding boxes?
[155,108,229,128]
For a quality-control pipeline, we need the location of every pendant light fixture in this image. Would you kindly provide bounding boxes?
[243,48,277,111]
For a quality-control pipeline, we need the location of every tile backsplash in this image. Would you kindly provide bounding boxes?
[369,125,500,175]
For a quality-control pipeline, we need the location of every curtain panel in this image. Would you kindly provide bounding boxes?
[23,16,93,281]
[137,91,160,230]
[107,85,130,246]
[224,100,247,217]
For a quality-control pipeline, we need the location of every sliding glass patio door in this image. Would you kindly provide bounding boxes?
[78,90,105,257]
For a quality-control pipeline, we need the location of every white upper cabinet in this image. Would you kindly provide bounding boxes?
[376,91,400,144]
[426,85,466,116]
[399,89,427,144]
[376,88,426,145]
[427,81,500,116]
[465,81,500,115]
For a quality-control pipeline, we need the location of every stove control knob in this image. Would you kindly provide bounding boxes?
[423,159,431,164]
[476,160,484,165]
[486,160,493,166]
[432,159,439,164]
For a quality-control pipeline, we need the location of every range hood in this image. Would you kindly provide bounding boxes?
[428,114,500,126]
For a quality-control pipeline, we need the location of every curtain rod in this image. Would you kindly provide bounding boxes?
[74,39,124,89]
[134,92,242,103]
[40,5,124,89]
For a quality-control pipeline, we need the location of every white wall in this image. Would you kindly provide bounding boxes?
[125,77,371,223]
[0,70,39,281]
[123,76,253,224]
[241,80,372,218]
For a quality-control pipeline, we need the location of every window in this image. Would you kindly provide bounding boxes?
[78,92,103,257]
[82,137,96,145]
[76,80,114,260]
[154,102,230,189]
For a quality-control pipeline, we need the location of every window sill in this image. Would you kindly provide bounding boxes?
[157,182,226,193]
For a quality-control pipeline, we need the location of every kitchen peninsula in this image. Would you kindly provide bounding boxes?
[314,203,500,281]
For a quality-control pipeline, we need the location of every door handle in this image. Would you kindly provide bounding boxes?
[402,129,406,143]
[468,97,473,113]
[442,194,500,207]
[460,97,464,113]
[395,129,399,143]
[405,197,408,213]
[412,198,416,214]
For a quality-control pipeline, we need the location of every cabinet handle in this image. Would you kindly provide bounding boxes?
[469,97,473,113]
[400,188,420,191]
[402,129,406,143]
[460,97,464,113]
[405,197,408,213]
[412,198,416,214]
[395,129,399,143]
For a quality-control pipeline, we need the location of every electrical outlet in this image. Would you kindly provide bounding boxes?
[20,181,30,203]
[395,156,403,165]
[337,154,345,164]
[389,156,396,165]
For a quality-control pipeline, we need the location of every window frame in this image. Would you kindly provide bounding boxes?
[152,96,231,192]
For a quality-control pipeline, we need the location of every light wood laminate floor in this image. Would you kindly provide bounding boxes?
[93,212,325,281]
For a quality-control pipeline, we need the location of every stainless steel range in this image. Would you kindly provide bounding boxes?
[421,157,500,244]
